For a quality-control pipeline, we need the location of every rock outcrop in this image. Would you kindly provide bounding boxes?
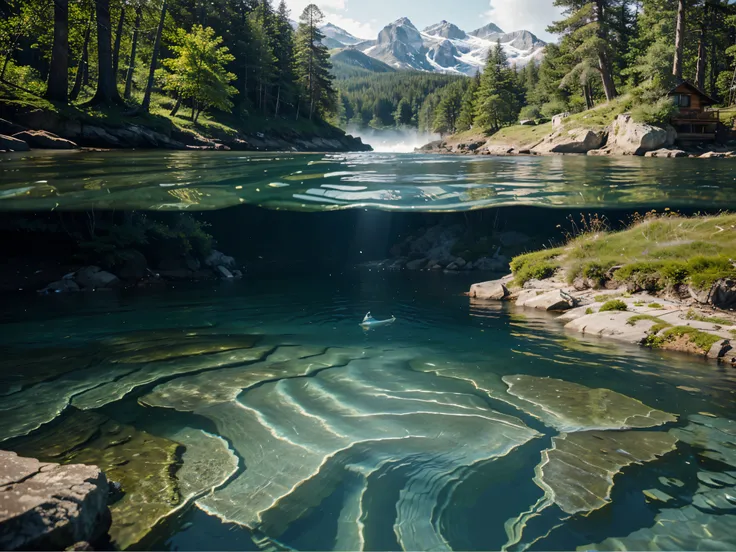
[469,276,736,362]
[0,450,111,550]
[531,128,605,154]
[588,114,676,156]
[75,266,121,290]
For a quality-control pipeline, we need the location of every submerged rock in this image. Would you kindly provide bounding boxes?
[535,430,678,515]
[75,266,120,290]
[0,450,111,550]
[192,357,541,550]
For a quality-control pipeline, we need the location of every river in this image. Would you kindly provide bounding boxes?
[0,150,735,551]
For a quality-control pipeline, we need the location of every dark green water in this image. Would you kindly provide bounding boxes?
[1,150,736,211]
[0,151,735,551]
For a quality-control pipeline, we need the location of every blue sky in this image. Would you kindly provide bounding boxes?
[284,0,564,42]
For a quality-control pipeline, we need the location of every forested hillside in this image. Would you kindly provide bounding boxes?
[0,0,341,138]
[334,71,468,131]
[429,0,736,139]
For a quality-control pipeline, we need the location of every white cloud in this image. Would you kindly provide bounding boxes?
[285,0,377,40]
[323,13,378,40]
[484,0,564,41]
[284,0,345,19]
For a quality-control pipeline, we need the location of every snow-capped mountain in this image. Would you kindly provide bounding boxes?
[321,23,364,46]
[339,18,545,75]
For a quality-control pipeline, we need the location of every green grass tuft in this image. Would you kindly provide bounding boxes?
[600,299,628,312]
[585,307,594,315]
[648,303,664,309]
[509,249,563,286]
[684,310,733,326]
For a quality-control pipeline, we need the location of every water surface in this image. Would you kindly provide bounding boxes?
[2,150,735,211]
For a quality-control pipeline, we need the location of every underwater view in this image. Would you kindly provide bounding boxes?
[1,150,736,551]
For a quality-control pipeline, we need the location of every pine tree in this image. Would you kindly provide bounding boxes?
[249,3,277,113]
[456,71,480,132]
[393,98,413,127]
[90,0,124,105]
[432,82,463,135]
[549,0,620,101]
[473,41,520,132]
[294,4,336,120]
[273,1,296,116]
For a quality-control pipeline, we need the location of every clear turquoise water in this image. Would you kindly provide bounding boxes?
[1,150,736,211]
[1,270,735,551]
[2,151,736,550]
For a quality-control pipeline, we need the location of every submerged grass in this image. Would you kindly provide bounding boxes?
[510,213,736,292]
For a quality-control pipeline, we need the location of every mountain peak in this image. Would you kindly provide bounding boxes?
[392,17,417,29]
[423,21,467,40]
[469,22,505,38]
[321,22,363,45]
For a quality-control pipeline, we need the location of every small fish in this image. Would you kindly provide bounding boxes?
[360,312,396,330]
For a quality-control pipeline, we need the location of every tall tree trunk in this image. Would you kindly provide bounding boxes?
[595,0,617,100]
[45,0,69,103]
[112,4,125,78]
[124,4,142,99]
[90,0,123,105]
[141,0,166,112]
[70,16,92,102]
[695,10,715,90]
[673,0,686,79]
[169,92,181,116]
[709,2,718,96]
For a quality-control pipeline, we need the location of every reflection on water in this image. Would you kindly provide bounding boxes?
[1,150,736,212]
[1,272,735,551]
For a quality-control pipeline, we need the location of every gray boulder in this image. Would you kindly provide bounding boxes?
[117,250,148,281]
[532,129,605,154]
[552,112,570,128]
[474,256,509,271]
[520,289,576,311]
[0,450,111,550]
[0,134,30,152]
[690,279,736,309]
[216,265,234,279]
[13,130,77,149]
[469,279,510,300]
[644,148,688,158]
[205,250,236,270]
[75,266,121,289]
[406,258,427,270]
[39,279,81,294]
[601,114,676,156]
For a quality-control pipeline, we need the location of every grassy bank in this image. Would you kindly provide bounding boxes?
[0,88,350,145]
[510,212,736,291]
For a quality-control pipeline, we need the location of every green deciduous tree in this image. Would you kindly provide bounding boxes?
[161,24,237,122]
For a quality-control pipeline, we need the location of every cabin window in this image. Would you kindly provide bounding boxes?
[672,94,691,108]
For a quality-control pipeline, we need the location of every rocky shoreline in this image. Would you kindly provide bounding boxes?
[0,106,371,153]
[470,274,736,363]
[418,113,735,159]
[0,450,111,550]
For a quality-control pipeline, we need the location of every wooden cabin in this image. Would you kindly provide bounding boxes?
[668,80,719,142]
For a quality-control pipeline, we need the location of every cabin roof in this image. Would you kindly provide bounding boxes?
[667,79,718,105]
